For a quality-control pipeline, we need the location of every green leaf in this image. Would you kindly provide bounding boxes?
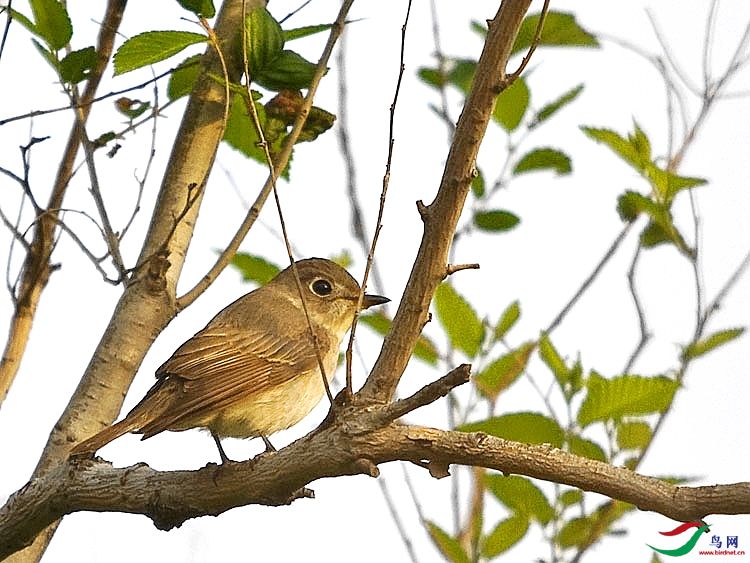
[471,167,486,198]
[494,300,521,341]
[567,435,607,462]
[577,373,679,427]
[8,9,37,37]
[31,38,58,72]
[223,92,291,177]
[474,210,520,233]
[417,66,445,89]
[539,334,569,391]
[616,191,657,222]
[617,421,652,450]
[682,328,745,360]
[59,46,97,84]
[434,283,484,358]
[459,412,564,448]
[481,514,529,558]
[513,147,571,176]
[581,126,646,171]
[359,311,439,366]
[531,84,584,127]
[114,31,207,75]
[177,0,215,18]
[560,489,584,507]
[167,55,202,100]
[447,59,477,93]
[229,253,280,285]
[245,5,284,73]
[255,50,319,91]
[283,23,334,42]
[556,516,593,548]
[485,475,555,524]
[425,521,470,563]
[511,11,598,56]
[493,77,529,132]
[30,0,71,50]
[475,342,535,399]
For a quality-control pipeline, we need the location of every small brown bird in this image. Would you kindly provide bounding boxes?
[71,258,388,462]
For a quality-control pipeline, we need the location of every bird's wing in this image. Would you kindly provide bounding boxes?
[138,327,319,437]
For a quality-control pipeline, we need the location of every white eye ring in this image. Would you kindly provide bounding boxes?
[310,278,333,296]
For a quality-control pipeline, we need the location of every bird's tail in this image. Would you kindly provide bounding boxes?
[69,414,146,456]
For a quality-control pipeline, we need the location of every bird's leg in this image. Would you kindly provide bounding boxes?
[261,435,277,453]
[211,430,233,464]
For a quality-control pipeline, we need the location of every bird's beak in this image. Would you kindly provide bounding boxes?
[362,294,390,309]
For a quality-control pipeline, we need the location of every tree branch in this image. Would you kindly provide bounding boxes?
[4,415,748,560]
[359,0,533,403]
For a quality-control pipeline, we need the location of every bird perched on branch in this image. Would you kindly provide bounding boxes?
[71,258,388,463]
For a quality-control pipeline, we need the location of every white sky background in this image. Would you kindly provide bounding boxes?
[1,1,749,561]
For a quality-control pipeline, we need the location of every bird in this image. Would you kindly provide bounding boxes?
[70,257,389,462]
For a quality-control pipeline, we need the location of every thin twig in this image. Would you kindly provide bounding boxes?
[429,0,455,138]
[377,477,420,563]
[0,64,187,127]
[622,244,649,373]
[74,110,128,281]
[506,0,551,83]
[344,0,413,395]
[545,224,633,335]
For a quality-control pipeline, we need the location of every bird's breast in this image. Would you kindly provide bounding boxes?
[207,350,337,439]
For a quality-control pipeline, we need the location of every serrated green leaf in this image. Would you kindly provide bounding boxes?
[229,253,280,284]
[459,412,564,448]
[494,300,521,341]
[30,0,71,50]
[481,514,529,558]
[474,210,520,232]
[177,0,215,18]
[425,521,470,563]
[475,342,535,399]
[539,334,569,390]
[513,147,571,176]
[581,126,645,171]
[567,435,607,462]
[617,421,652,450]
[359,311,439,365]
[683,328,745,360]
[434,283,484,358]
[493,77,529,132]
[167,55,201,100]
[246,5,284,73]
[255,50,319,91]
[511,11,598,56]
[114,31,207,75]
[471,167,486,198]
[283,23,333,42]
[485,475,554,524]
[59,46,97,84]
[560,489,583,507]
[578,373,679,427]
[556,516,593,547]
[531,84,583,127]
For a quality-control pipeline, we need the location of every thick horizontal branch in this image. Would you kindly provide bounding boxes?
[3,413,749,558]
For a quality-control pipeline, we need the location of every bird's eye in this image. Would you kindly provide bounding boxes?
[311,278,333,296]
